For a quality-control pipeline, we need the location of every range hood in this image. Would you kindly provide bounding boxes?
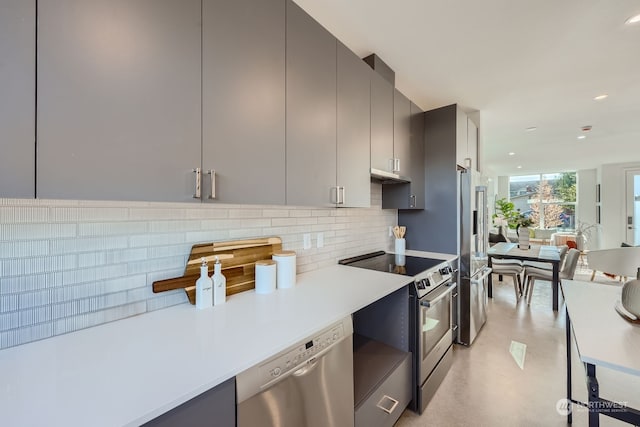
[370,168,411,184]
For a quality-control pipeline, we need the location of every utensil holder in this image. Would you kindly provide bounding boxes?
[395,238,406,255]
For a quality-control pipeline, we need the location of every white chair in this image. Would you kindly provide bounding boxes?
[523,249,580,305]
[586,247,640,281]
[491,259,524,301]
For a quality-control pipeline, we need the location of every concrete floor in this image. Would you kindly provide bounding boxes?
[397,267,640,427]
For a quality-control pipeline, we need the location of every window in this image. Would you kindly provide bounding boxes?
[508,172,576,229]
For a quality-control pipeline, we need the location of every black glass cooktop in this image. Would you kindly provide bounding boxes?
[339,251,445,277]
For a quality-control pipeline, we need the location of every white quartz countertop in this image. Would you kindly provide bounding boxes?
[562,280,640,376]
[0,264,412,427]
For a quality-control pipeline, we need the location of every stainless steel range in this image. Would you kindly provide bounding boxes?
[339,251,457,414]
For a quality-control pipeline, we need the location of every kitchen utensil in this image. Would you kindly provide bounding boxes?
[399,226,406,238]
[393,226,400,239]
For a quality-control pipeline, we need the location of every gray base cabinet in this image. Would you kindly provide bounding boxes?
[285,0,337,207]
[353,287,412,426]
[0,0,35,198]
[337,41,371,208]
[202,0,285,204]
[37,0,202,202]
[354,338,412,427]
[143,377,235,427]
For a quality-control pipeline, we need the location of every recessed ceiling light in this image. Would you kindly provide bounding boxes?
[517,165,522,169]
[593,94,608,101]
[578,135,586,140]
[626,13,640,24]
[525,126,537,132]
[508,152,515,156]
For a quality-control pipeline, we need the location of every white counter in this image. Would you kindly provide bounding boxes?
[562,280,640,376]
[0,264,412,427]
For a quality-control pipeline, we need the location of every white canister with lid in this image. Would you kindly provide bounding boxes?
[273,250,297,289]
[255,259,277,294]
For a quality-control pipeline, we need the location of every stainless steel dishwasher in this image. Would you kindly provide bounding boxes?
[236,316,354,427]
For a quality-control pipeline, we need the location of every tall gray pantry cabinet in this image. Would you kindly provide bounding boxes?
[285,0,337,207]
[37,0,201,202]
[202,0,285,204]
[0,0,35,198]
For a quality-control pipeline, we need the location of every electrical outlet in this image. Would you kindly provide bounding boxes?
[389,226,394,237]
[317,232,324,248]
[303,233,312,250]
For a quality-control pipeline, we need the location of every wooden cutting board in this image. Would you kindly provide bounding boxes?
[152,237,283,304]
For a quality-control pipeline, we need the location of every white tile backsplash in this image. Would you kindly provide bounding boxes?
[0,183,396,349]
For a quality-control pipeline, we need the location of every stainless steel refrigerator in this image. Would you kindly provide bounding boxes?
[458,169,491,345]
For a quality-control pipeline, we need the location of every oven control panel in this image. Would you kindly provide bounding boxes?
[259,322,345,386]
[414,262,453,297]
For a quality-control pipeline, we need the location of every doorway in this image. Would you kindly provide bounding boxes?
[625,168,640,246]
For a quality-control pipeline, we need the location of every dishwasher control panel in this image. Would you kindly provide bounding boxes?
[260,323,345,385]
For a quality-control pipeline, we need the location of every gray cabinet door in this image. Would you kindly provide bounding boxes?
[408,102,425,209]
[0,0,35,198]
[285,0,337,207]
[37,0,201,202]
[370,72,394,173]
[393,89,411,176]
[202,0,285,205]
[382,102,425,210]
[337,41,370,208]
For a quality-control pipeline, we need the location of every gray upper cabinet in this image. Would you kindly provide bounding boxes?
[37,0,201,202]
[337,42,371,208]
[0,0,35,198]
[370,72,394,173]
[285,0,337,207]
[393,89,411,176]
[202,0,285,205]
[382,102,425,210]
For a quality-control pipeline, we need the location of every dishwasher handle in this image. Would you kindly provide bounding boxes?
[292,358,319,377]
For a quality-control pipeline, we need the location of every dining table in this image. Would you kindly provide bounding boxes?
[487,242,562,310]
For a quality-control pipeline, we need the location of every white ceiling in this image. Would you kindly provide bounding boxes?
[292,0,640,176]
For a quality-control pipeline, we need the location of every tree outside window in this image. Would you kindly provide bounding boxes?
[508,172,576,229]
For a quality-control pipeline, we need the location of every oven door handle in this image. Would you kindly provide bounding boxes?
[420,283,457,308]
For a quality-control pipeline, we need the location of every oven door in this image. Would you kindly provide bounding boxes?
[418,282,456,383]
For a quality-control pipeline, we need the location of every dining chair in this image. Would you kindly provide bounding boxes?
[523,248,580,305]
[490,261,523,301]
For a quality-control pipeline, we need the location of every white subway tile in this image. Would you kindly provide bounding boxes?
[0,240,49,258]
[0,223,77,241]
[262,209,289,218]
[149,220,202,233]
[79,222,148,237]
[0,207,49,223]
[290,209,312,218]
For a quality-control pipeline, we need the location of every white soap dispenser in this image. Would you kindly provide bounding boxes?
[195,257,213,310]
[212,256,226,306]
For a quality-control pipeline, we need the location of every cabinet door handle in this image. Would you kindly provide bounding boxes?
[376,395,399,414]
[192,168,201,199]
[394,158,401,173]
[410,194,416,208]
[338,186,345,205]
[207,170,216,199]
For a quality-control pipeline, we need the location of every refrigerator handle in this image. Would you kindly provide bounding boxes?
[472,210,478,235]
